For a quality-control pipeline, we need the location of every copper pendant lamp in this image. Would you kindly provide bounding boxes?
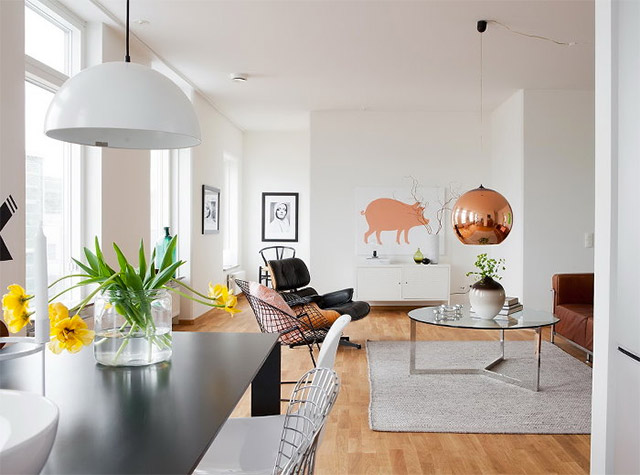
[452,185,512,245]
[452,20,513,245]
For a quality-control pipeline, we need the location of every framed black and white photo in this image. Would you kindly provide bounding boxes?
[202,185,220,234]
[262,192,299,242]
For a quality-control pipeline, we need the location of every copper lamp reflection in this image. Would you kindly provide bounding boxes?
[452,185,512,245]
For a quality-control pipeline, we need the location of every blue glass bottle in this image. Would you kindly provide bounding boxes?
[155,227,176,273]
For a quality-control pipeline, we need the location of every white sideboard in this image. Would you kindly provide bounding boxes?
[356,264,450,304]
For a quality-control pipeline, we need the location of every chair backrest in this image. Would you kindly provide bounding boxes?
[234,279,307,346]
[268,257,311,291]
[274,367,340,475]
[552,273,594,308]
[316,315,351,369]
[259,246,296,266]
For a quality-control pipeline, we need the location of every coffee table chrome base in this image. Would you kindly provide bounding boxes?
[409,320,543,392]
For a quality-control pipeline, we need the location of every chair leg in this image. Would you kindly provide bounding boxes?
[339,337,361,350]
[308,345,317,367]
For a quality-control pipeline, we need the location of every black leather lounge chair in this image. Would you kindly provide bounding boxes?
[267,257,370,349]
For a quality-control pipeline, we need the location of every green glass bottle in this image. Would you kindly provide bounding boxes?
[155,227,176,274]
[413,248,424,264]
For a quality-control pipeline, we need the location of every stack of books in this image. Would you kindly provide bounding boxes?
[470,296,524,319]
[498,297,523,316]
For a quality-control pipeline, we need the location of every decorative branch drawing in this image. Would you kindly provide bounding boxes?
[406,176,459,235]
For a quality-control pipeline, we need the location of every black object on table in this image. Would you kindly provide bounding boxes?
[0,331,280,474]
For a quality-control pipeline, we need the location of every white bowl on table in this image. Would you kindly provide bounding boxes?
[0,389,59,475]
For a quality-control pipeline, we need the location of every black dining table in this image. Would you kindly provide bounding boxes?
[0,331,281,474]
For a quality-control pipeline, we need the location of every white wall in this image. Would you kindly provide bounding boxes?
[591,3,614,471]
[242,131,310,282]
[592,1,640,472]
[490,91,524,299]
[181,92,243,320]
[523,90,595,311]
[490,90,594,312]
[309,110,489,295]
[0,0,25,293]
[100,146,150,261]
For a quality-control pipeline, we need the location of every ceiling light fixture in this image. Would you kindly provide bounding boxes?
[229,73,248,82]
[451,20,513,245]
[44,0,201,150]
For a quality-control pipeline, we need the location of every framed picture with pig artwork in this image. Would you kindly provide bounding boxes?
[355,187,445,258]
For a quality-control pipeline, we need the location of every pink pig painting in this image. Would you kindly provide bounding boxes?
[361,198,428,245]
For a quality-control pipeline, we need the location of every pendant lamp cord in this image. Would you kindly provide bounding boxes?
[475,17,581,153]
[488,20,580,47]
[125,0,131,62]
[479,23,484,154]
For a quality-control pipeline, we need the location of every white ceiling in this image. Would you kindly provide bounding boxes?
[62,0,594,131]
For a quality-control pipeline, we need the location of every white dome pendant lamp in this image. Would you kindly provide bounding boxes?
[44,0,201,150]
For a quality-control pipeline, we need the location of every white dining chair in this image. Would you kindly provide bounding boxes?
[316,315,351,369]
[274,367,340,474]
[194,367,340,475]
[194,315,351,475]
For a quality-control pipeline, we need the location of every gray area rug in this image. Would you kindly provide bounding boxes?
[367,340,592,434]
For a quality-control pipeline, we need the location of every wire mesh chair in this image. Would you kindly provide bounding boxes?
[192,367,340,475]
[259,246,296,287]
[274,367,340,475]
[235,279,331,366]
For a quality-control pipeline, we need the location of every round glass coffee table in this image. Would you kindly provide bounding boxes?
[407,306,559,391]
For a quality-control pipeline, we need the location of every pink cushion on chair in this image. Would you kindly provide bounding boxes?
[248,281,295,317]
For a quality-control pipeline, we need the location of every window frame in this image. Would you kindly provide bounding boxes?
[150,149,184,276]
[24,0,84,304]
[222,153,240,270]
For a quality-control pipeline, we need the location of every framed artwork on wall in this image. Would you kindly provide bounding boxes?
[202,185,220,234]
[262,192,299,242]
[355,186,446,256]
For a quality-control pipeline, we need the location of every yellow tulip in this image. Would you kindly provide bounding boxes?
[48,313,95,354]
[224,306,241,315]
[2,284,32,333]
[208,282,239,315]
[208,283,227,302]
[48,302,69,324]
[3,308,31,333]
[225,293,237,308]
[208,283,227,304]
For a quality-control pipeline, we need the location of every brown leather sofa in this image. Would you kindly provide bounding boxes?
[551,273,594,358]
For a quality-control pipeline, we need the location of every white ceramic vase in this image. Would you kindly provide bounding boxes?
[424,234,439,264]
[469,277,505,319]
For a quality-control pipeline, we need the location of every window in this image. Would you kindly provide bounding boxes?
[25,5,68,74]
[223,153,240,269]
[24,1,82,302]
[150,149,181,274]
[150,150,172,247]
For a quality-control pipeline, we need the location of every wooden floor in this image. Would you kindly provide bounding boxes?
[174,298,591,474]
